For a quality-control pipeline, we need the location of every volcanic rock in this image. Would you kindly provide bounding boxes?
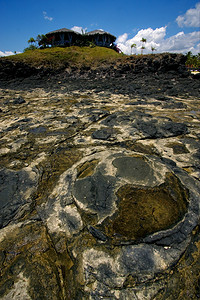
[0,51,199,299]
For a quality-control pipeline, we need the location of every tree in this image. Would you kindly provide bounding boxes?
[36,34,48,48]
[24,37,37,52]
[23,45,38,52]
[140,38,146,54]
[131,43,137,54]
[186,52,200,69]
[28,37,36,45]
[141,46,145,54]
[151,46,156,54]
[141,38,146,44]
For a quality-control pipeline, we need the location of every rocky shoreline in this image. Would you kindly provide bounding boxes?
[0,53,200,299]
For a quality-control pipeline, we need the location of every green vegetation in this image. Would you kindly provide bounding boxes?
[186,51,200,69]
[2,46,123,69]
[24,34,48,52]
[28,37,36,45]
[2,44,198,72]
[24,44,38,52]
[151,46,156,53]
[131,43,137,54]
[141,37,146,54]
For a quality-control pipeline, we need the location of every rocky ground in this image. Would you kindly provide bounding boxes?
[0,53,200,299]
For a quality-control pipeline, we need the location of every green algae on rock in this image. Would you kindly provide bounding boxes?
[104,173,188,242]
[76,159,99,179]
[0,222,74,299]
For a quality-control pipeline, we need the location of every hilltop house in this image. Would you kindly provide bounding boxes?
[45,28,82,47]
[44,28,116,48]
[86,30,116,47]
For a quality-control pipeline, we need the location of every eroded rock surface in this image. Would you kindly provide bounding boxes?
[0,64,200,299]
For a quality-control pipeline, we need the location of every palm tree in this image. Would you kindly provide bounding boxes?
[141,38,146,44]
[140,38,146,54]
[141,46,145,54]
[28,37,36,45]
[131,43,137,54]
[151,46,156,54]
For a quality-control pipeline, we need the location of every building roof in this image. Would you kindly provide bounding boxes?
[46,28,81,36]
[45,28,116,42]
[86,30,116,39]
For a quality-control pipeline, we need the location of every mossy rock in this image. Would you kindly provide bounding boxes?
[166,142,190,154]
[103,172,188,242]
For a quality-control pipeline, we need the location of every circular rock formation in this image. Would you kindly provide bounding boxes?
[38,149,199,298]
[104,172,188,243]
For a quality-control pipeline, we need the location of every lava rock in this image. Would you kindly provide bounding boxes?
[13,97,26,104]
[92,128,113,140]
[88,226,108,241]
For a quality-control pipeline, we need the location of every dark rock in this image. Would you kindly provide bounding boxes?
[112,156,156,184]
[160,122,188,137]
[121,246,154,273]
[92,128,113,140]
[136,120,158,138]
[162,158,177,167]
[0,168,38,228]
[73,171,116,218]
[88,226,108,241]
[59,211,81,233]
[89,110,108,122]
[29,126,47,134]
[162,101,187,109]
[168,143,190,154]
[13,97,26,104]
[101,114,117,126]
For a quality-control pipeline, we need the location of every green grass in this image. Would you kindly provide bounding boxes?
[1,46,125,69]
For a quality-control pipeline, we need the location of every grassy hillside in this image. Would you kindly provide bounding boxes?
[1,47,125,69]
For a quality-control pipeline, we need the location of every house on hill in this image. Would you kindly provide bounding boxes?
[45,28,82,47]
[44,28,116,48]
[85,30,116,47]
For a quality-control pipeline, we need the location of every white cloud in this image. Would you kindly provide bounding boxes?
[71,26,87,34]
[176,2,200,27]
[116,26,200,55]
[0,51,21,57]
[43,11,53,21]
[159,31,200,53]
[116,27,167,55]
[117,33,128,43]
[117,3,200,55]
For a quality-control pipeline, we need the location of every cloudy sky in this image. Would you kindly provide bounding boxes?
[0,0,199,56]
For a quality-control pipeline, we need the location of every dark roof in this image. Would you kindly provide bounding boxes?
[45,28,116,41]
[86,30,116,39]
[46,28,81,35]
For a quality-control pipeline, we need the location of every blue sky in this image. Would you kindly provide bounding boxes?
[0,0,199,56]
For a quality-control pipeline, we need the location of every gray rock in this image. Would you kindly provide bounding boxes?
[13,97,26,104]
[101,113,117,126]
[160,121,188,137]
[73,170,116,218]
[92,128,113,140]
[29,126,46,134]
[112,156,156,184]
[88,226,108,241]
[121,245,154,275]
[0,167,38,228]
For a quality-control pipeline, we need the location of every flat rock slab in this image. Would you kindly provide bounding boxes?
[36,149,199,299]
[0,167,39,228]
[0,82,199,299]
